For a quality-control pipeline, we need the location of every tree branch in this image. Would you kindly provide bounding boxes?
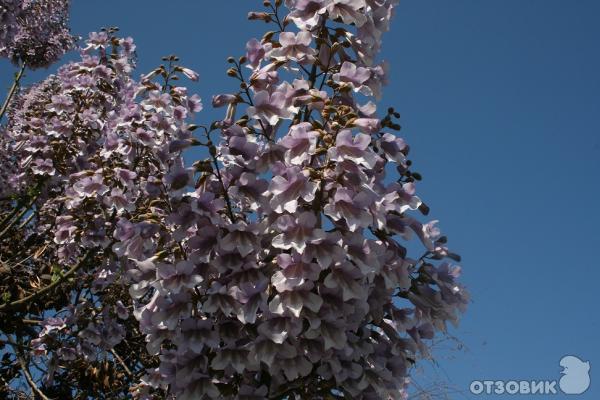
[0,62,26,121]
[0,249,94,312]
[9,339,52,400]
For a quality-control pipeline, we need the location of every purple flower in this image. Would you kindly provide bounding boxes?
[54,215,77,244]
[174,318,219,354]
[219,222,260,257]
[269,166,318,213]
[326,0,368,27]
[47,94,74,115]
[246,38,266,69]
[187,94,203,113]
[114,167,137,185]
[323,261,367,301]
[272,211,325,252]
[85,31,109,50]
[257,316,302,344]
[156,261,203,294]
[212,93,238,108]
[103,187,133,213]
[270,31,316,63]
[302,231,345,269]
[178,67,199,81]
[278,122,319,166]
[202,282,238,316]
[73,173,109,198]
[114,300,129,320]
[164,160,193,191]
[142,90,172,113]
[269,289,323,317]
[378,132,407,163]
[286,0,328,30]
[352,117,381,134]
[31,158,55,176]
[40,317,67,337]
[247,90,293,126]
[323,187,375,231]
[327,129,377,168]
[272,253,321,292]
[332,61,371,91]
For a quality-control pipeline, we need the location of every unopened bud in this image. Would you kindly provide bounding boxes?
[263,0,271,7]
[227,56,236,63]
[339,83,352,93]
[193,160,213,173]
[262,31,276,43]
[308,169,322,179]
[248,11,272,23]
[226,68,238,77]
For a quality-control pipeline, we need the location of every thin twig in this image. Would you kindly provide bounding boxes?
[0,249,94,311]
[110,348,133,377]
[0,181,43,234]
[0,62,26,121]
[10,341,52,400]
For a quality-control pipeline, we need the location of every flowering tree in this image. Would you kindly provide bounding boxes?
[0,0,468,399]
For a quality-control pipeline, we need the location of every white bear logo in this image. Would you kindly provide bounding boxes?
[559,355,591,395]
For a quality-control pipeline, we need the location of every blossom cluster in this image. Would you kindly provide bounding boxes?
[1,29,202,397]
[0,0,75,68]
[116,0,467,398]
[0,1,468,399]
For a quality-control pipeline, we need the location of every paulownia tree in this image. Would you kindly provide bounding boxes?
[0,0,468,398]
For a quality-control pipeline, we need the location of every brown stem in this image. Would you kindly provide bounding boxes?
[0,63,26,121]
[0,192,40,239]
[10,340,52,400]
[211,150,236,223]
[0,179,44,233]
[0,249,94,312]
[110,348,133,377]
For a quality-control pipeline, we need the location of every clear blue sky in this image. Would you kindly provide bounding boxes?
[1,1,599,398]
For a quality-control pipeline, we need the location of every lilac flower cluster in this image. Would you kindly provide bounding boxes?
[0,0,75,68]
[113,0,468,398]
[0,1,467,398]
[2,30,202,395]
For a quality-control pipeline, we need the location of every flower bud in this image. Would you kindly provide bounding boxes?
[262,31,276,43]
[248,11,272,23]
[212,94,238,108]
[175,66,199,81]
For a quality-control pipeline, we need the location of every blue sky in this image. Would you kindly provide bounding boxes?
[2,1,599,398]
